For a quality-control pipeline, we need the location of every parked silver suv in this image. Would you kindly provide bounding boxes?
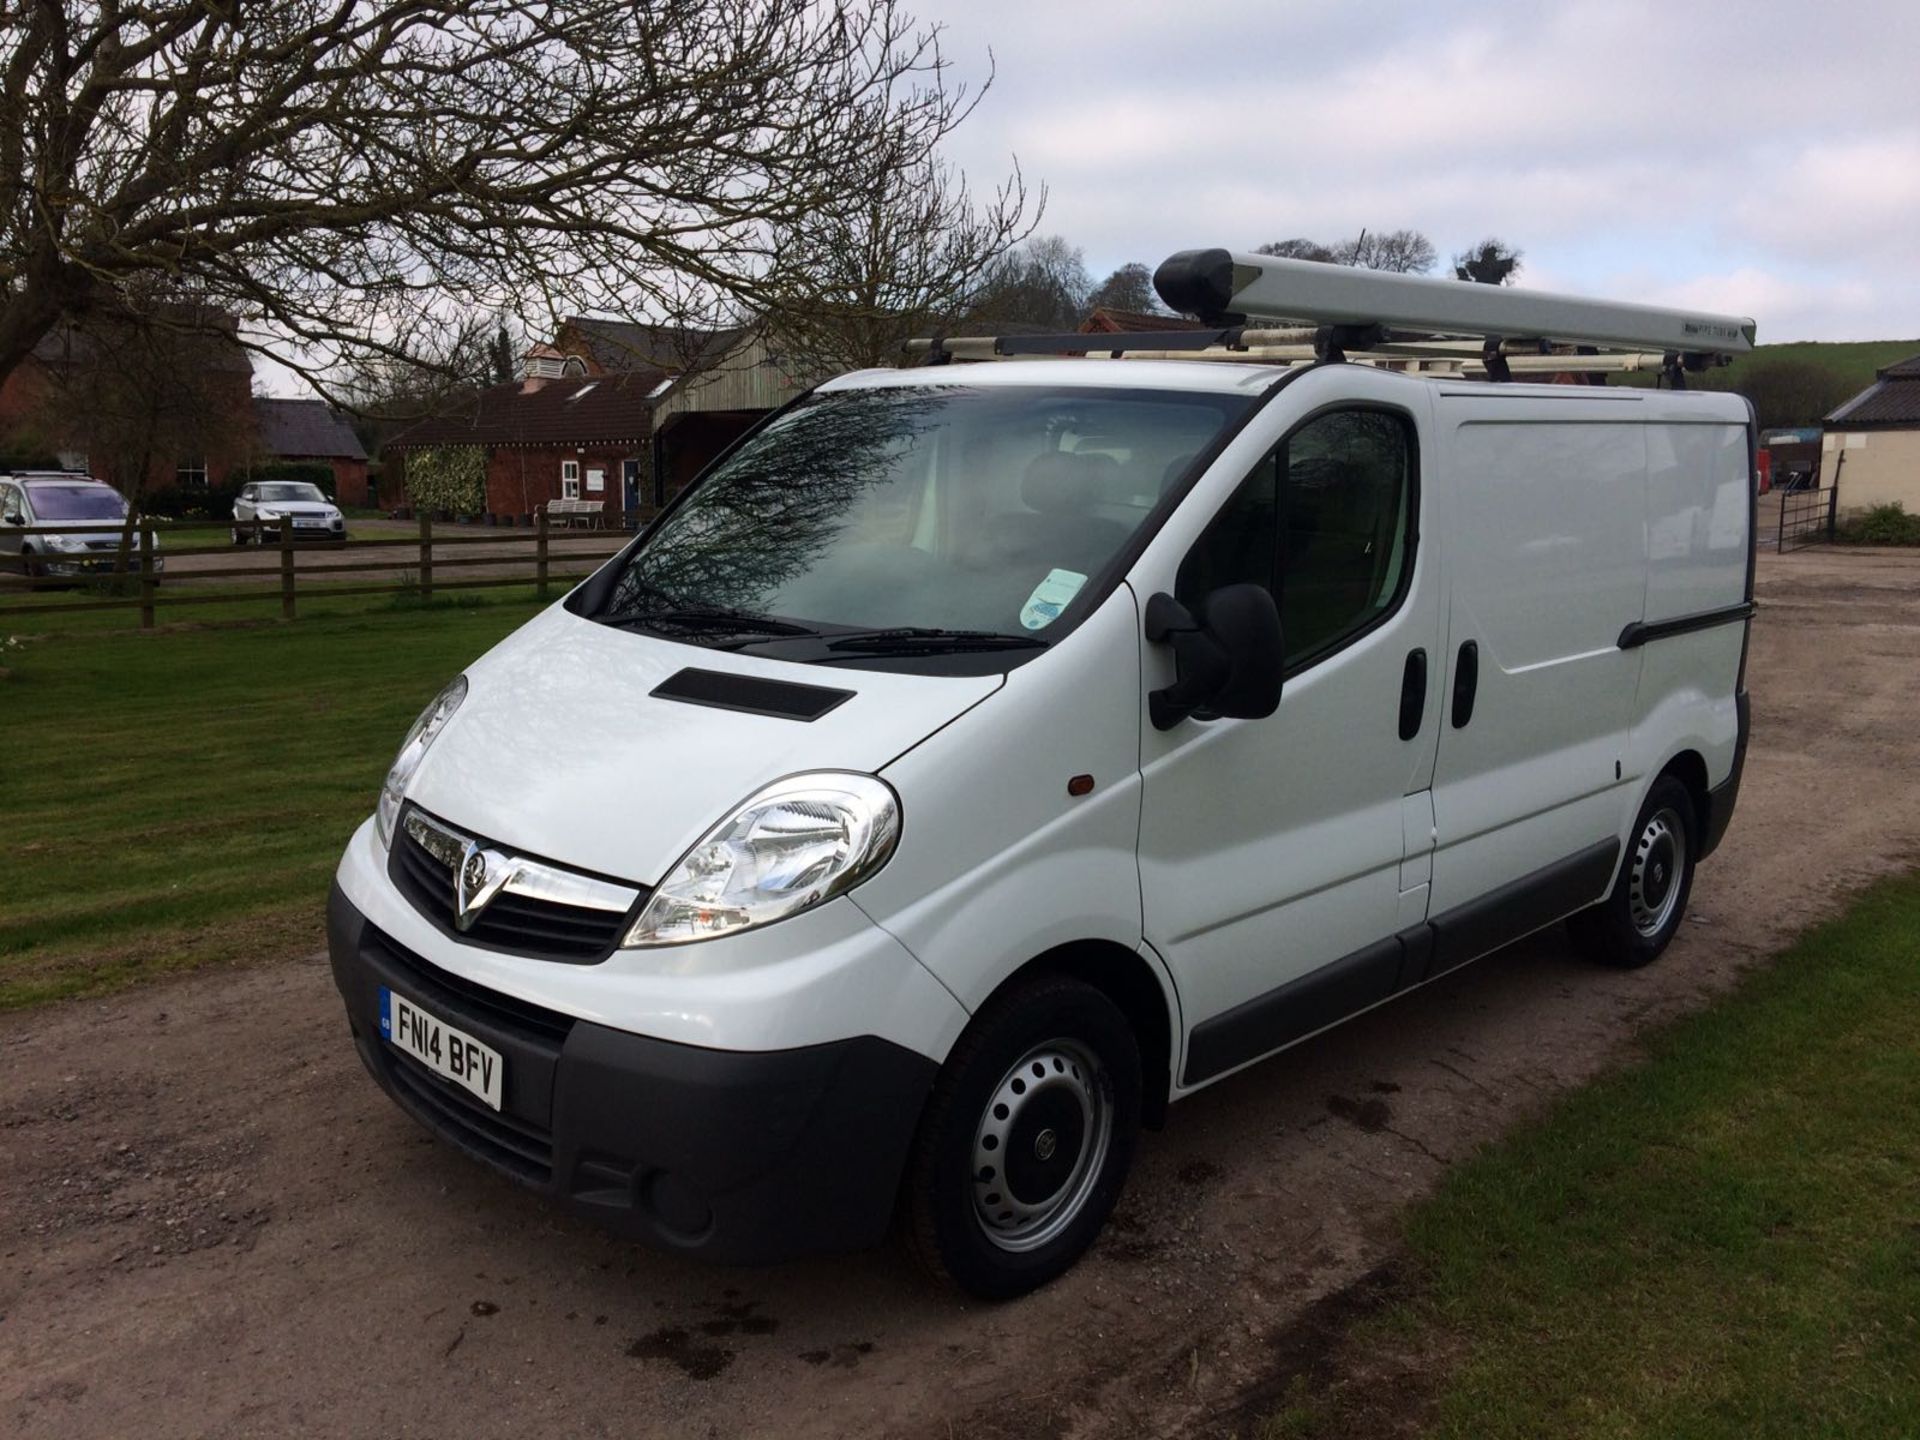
[232,481,346,544]
[0,472,163,579]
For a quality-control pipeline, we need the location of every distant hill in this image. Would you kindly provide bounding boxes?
[1720,339,1920,394]
[1615,338,1920,425]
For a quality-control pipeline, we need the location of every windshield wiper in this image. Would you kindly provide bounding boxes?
[603,604,817,639]
[823,627,1048,655]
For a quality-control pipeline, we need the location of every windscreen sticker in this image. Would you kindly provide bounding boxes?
[1019,568,1087,630]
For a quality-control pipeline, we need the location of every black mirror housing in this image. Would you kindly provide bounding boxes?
[1145,585,1284,730]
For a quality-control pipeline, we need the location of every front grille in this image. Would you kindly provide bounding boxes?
[364,924,576,1047]
[389,809,640,963]
[360,924,564,1184]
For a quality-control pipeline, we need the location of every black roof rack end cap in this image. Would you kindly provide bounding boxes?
[1155,249,1243,326]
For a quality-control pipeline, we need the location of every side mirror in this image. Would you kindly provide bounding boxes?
[2,511,21,526]
[1144,585,1284,731]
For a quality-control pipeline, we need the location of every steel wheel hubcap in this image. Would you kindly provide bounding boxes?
[970,1040,1111,1253]
[1629,806,1686,938]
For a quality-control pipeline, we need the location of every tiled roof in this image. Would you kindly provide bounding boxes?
[558,318,747,374]
[31,304,254,375]
[1827,353,1920,427]
[253,398,366,460]
[383,372,665,452]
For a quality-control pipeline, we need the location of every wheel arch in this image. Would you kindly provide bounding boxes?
[1656,748,1711,842]
[979,939,1178,1129]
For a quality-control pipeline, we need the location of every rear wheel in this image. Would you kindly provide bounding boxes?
[904,974,1141,1300]
[1569,775,1696,969]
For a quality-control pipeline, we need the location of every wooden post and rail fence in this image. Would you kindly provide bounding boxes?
[0,508,628,627]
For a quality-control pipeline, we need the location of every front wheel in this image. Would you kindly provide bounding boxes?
[904,974,1141,1300]
[1569,775,1697,969]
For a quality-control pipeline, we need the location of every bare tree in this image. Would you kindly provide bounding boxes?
[333,311,503,460]
[760,144,1034,373]
[1256,230,1436,273]
[1454,239,1525,285]
[30,289,257,563]
[1085,263,1162,316]
[0,0,1019,394]
[1336,229,1437,274]
[1255,238,1338,263]
[965,236,1092,332]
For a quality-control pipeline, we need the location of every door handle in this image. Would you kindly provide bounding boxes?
[1398,648,1427,741]
[1451,640,1479,729]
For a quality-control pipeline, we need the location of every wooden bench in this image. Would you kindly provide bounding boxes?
[545,497,605,529]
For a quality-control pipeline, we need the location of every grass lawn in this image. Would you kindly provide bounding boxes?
[1262,870,1920,1438]
[1,596,546,1008]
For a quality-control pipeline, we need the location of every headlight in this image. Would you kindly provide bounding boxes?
[624,772,900,947]
[374,676,468,847]
[47,533,90,551]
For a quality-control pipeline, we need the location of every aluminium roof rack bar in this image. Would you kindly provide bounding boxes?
[1153,248,1756,356]
[902,335,1681,379]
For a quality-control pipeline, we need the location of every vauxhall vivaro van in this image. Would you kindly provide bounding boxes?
[328,252,1754,1297]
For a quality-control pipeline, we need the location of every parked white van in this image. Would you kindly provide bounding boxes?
[329,254,1755,1297]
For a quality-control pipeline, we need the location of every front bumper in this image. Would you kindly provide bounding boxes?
[38,552,162,576]
[328,883,938,1264]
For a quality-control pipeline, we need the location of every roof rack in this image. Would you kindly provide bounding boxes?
[910,247,1756,386]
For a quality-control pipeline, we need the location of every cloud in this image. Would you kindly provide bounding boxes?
[920,0,1920,340]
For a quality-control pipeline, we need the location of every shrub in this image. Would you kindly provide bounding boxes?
[404,445,486,516]
[1837,502,1920,546]
[143,480,241,520]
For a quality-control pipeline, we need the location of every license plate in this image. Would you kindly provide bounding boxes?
[380,987,503,1111]
[295,519,323,528]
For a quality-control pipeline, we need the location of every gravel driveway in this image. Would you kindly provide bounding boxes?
[5,547,1919,1439]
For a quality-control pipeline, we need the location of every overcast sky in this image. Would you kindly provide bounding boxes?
[915,0,1920,343]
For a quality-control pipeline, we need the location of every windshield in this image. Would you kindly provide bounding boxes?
[597,384,1251,650]
[28,484,128,521]
[258,483,328,503]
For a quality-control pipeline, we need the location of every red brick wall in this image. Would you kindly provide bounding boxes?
[481,446,646,523]
[280,454,371,506]
[0,358,254,492]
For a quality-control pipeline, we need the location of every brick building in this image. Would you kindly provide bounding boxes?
[384,356,667,524]
[0,308,254,489]
[251,397,370,504]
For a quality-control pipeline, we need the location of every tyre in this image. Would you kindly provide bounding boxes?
[231,525,248,545]
[904,974,1141,1300]
[1569,774,1697,969]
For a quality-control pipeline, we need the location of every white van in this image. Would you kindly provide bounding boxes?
[328,255,1755,1298]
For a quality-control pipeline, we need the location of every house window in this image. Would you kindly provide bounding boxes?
[177,457,208,489]
[562,459,580,499]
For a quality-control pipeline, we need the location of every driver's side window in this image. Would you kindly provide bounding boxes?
[1177,407,1415,672]
[0,484,20,521]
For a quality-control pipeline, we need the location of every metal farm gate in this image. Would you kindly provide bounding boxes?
[1777,485,1839,553]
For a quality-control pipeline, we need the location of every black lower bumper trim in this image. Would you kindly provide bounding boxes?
[328,883,937,1264]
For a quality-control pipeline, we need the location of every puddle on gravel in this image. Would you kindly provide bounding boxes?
[1326,1094,1393,1133]
[626,1325,734,1381]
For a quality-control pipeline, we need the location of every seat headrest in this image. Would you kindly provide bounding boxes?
[1023,450,1118,515]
